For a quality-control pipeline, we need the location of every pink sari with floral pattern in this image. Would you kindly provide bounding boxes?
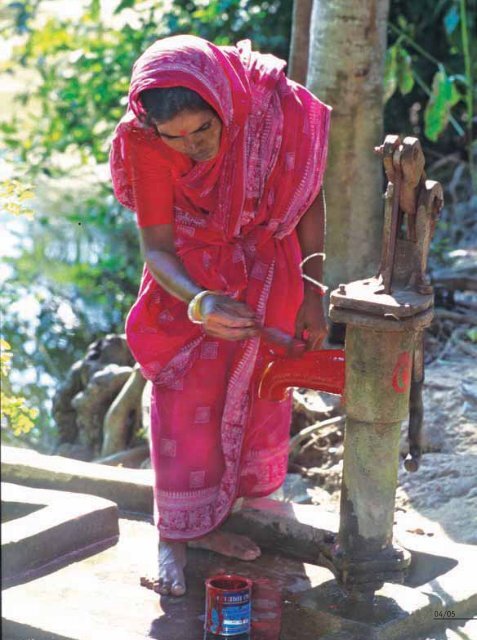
[110,35,330,540]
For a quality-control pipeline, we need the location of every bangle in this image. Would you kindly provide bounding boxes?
[187,290,218,324]
[303,275,328,297]
[299,252,326,269]
[300,253,327,296]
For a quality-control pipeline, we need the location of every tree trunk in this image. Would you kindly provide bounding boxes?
[288,0,313,84]
[307,0,390,288]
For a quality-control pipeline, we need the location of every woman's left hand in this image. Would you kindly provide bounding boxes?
[295,289,327,350]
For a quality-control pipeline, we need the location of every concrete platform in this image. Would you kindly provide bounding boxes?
[231,498,477,640]
[1,445,154,514]
[2,517,336,640]
[2,446,476,638]
[2,508,476,639]
[2,482,119,588]
[230,498,477,638]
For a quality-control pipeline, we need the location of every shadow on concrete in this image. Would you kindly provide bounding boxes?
[405,549,458,588]
[2,501,45,523]
[150,574,285,640]
[3,535,118,590]
[148,549,309,640]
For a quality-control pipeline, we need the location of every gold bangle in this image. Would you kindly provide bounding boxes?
[187,290,220,324]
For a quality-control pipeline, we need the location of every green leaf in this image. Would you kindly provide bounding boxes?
[383,46,398,103]
[424,68,462,141]
[396,47,414,95]
[89,0,101,20]
[114,0,137,13]
[444,5,460,35]
[467,328,477,343]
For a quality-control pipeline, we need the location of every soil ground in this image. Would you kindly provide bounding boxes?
[289,348,477,547]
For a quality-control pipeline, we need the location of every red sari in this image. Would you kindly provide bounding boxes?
[110,35,330,540]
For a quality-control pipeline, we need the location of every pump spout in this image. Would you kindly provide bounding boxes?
[258,349,345,402]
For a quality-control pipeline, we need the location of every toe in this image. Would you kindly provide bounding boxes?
[170,581,186,597]
[242,547,261,561]
[235,535,261,561]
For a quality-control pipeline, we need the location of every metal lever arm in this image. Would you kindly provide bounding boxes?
[404,333,424,472]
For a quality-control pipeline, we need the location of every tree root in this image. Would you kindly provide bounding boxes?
[94,443,150,468]
[101,365,147,457]
[72,364,134,452]
[289,415,345,459]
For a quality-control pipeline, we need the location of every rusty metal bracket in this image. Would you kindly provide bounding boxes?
[374,136,443,295]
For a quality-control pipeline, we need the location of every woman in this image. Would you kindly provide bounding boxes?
[110,34,330,596]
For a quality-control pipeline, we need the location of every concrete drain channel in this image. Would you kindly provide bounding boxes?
[1,482,119,589]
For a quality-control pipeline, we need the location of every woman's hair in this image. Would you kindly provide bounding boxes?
[139,86,215,125]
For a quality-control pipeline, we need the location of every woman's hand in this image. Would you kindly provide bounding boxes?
[295,289,327,350]
[201,294,259,341]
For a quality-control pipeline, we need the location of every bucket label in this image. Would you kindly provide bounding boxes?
[209,602,251,635]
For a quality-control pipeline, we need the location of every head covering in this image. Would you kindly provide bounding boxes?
[127,35,251,131]
[110,35,330,245]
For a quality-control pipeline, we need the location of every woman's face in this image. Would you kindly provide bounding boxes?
[155,109,222,162]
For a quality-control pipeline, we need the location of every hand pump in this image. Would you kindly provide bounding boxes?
[258,135,443,600]
[327,135,443,598]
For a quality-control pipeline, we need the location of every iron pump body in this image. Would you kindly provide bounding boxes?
[328,135,443,597]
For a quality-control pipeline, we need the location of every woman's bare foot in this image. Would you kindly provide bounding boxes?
[189,530,261,561]
[143,530,259,597]
[156,540,187,596]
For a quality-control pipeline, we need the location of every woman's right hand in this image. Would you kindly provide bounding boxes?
[200,294,259,341]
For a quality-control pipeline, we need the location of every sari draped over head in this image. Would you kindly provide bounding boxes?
[110,35,331,540]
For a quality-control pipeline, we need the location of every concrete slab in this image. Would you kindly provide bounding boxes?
[225,497,339,564]
[2,449,476,638]
[4,516,475,640]
[2,482,119,588]
[1,445,154,514]
[226,498,477,639]
[1,518,336,640]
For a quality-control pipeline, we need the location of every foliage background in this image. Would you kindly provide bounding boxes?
[0,0,475,450]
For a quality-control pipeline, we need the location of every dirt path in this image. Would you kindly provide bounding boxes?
[395,353,477,545]
[290,351,477,546]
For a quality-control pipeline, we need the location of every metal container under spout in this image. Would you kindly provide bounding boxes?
[205,574,252,637]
